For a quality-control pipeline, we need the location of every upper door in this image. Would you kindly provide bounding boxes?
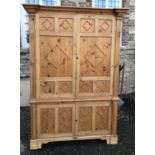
[35,13,76,98]
[76,14,115,97]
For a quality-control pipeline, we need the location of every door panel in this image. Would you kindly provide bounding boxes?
[37,104,75,138]
[76,15,115,97]
[75,102,111,136]
[36,14,76,98]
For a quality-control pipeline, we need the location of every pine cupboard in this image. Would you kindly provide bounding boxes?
[23,4,128,150]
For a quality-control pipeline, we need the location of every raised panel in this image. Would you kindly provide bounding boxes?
[58,81,72,94]
[40,81,55,94]
[95,106,110,131]
[77,106,93,132]
[80,19,95,33]
[58,107,73,133]
[80,37,111,77]
[79,80,93,93]
[98,19,112,33]
[94,80,110,93]
[40,36,73,77]
[39,17,55,31]
[58,18,73,32]
[40,108,55,134]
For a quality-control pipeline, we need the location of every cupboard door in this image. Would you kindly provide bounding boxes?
[75,102,111,136]
[76,15,115,97]
[36,13,76,98]
[37,104,75,138]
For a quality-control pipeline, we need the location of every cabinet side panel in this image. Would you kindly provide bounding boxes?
[29,14,36,98]
[113,17,121,96]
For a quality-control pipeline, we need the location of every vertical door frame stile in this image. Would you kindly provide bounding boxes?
[75,15,80,136]
[55,16,59,33]
[72,103,76,137]
[75,101,78,136]
[73,15,77,97]
[92,104,96,132]
[35,13,40,98]
[95,16,99,33]
[73,15,78,137]
[55,80,58,95]
[36,105,41,138]
[55,107,58,134]
[108,100,112,132]
[110,17,116,97]
[75,15,80,97]
[54,16,59,96]
[93,16,98,94]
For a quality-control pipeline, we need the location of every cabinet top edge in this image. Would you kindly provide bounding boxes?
[22,4,129,16]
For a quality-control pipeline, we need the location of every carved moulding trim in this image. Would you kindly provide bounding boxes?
[23,4,129,16]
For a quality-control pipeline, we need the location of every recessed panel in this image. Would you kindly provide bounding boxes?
[78,106,92,132]
[40,81,55,94]
[94,80,110,93]
[80,37,111,77]
[98,19,112,33]
[40,108,55,134]
[59,18,73,32]
[80,19,95,33]
[79,80,93,93]
[40,36,73,77]
[95,106,109,131]
[39,17,55,31]
[58,81,72,94]
[58,107,73,133]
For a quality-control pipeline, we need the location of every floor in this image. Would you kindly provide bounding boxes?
[20,93,135,155]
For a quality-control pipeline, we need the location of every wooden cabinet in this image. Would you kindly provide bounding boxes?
[23,4,128,150]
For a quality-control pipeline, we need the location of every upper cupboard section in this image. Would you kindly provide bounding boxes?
[37,13,114,34]
[79,15,113,34]
[39,14,74,33]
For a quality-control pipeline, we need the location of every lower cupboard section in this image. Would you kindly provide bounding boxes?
[36,101,112,139]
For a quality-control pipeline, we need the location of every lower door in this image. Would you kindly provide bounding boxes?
[37,103,75,138]
[75,101,111,136]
